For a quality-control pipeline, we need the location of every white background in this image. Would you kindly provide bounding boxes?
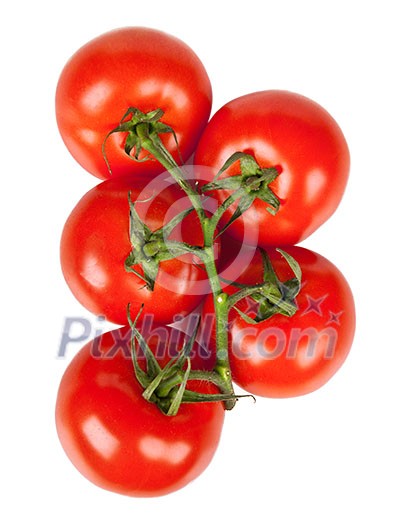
[1,1,393,523]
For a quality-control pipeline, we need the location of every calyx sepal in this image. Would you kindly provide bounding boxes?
[127,307,243,416]
[124,192,201,290]
[201,152,281,236]
[102,107,182,175]
[228,248,302,323]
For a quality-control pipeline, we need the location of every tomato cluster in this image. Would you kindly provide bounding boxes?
[55,27,355,498]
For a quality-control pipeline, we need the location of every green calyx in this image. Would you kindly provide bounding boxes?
[102,107,182,175]
[227,248,302,323]
[128,308,242,416]
[237,154,280,214]
[201,152,281,237]
[124,192,202,291]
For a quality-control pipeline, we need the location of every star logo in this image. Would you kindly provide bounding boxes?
[326,310,343,326]
[302,294,328,316]
[244,295,259,316]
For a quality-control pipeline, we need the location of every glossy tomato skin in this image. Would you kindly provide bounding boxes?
[60,174,212,325]
[202,245,356,398]
[56,27,212,180]
[194,90,350,246]
[55,327,224,497]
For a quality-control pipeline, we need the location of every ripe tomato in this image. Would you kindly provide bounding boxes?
[60,174,212,325]
[55,326,224,497]
[194,90,350,246]
[202,245,356,398]
[56,27,212,180]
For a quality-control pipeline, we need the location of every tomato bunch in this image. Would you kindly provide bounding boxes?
[55,27,355,498]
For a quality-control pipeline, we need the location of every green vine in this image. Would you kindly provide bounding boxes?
[103,107,302,415]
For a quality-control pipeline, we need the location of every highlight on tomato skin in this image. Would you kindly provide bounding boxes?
[55,27,213,180]
[55,326,224,498]
[201,244,356,398]
[194,90,350,247]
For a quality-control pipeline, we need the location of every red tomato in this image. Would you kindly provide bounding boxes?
[55,326,224,497]
[56,27,212,180]
[60,174,212,325]
[202,245,356,397]
[194,90,350,246]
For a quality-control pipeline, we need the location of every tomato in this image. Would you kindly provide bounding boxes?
[202,245,356,398]
[55,326,224,497]
[60,173,213,326]
[194,90,350,246]
[56,27,212,180]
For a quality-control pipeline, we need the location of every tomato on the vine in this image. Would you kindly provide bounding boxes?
[194,90,350,246]
[60,174,213,326]
[55,326,224,497]
[202,245,356,398]
[56,27,212,180]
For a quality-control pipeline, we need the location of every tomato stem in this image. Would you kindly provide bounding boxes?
[138,130,237,408]
[133,116,237,407]
[103,108,306,415]
[105,108,242,411]
[135,123,207,224]
[199,246,236,408]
